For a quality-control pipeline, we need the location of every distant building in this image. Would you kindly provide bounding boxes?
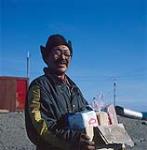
[0,76,29,112]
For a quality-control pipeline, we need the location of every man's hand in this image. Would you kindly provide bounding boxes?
[79,133,95,150]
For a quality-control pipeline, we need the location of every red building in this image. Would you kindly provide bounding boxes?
[0,76,29,112]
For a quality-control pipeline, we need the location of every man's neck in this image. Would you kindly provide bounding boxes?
[56,74,65,81]
[44,67,66,81]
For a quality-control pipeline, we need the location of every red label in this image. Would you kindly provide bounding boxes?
[88,118,96,125]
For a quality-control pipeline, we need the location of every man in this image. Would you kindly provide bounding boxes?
[25,34,96,150]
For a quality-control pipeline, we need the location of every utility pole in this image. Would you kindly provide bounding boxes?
[113,81,116,106]
[27,51,30,79]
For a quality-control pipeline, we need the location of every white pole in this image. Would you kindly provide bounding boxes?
[27,51,30,79]
[113,81,116,106]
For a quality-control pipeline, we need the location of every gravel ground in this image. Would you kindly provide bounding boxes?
[117,116,147,150]
[0,112,147,150]
[0,112,35,150]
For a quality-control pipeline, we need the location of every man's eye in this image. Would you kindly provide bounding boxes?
[64,53,70,56]
[54,51,61,55]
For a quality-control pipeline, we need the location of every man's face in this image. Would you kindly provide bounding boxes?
[46,45,71,75]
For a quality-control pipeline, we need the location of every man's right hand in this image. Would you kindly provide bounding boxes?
[79,133,96,150]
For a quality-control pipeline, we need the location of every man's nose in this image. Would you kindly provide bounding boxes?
[61,54,66,59]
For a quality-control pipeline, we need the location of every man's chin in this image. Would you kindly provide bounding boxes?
[55,68,67,75]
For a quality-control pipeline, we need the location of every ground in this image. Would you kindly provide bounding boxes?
[0,112,147,150]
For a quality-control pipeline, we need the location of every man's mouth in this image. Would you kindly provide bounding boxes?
[56,60,67,67]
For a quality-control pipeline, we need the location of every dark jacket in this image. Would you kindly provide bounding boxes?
[25,73,89,150]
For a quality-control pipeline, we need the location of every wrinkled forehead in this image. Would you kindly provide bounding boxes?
[52,45,70,52]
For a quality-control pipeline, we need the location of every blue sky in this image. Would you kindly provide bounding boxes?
[1,0,147,111]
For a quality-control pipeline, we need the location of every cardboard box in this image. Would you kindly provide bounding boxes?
[67,109,134,149]
[94,124,134,149]
[96,112,109,126]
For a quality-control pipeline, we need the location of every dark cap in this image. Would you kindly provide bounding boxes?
[40,34,73,63]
